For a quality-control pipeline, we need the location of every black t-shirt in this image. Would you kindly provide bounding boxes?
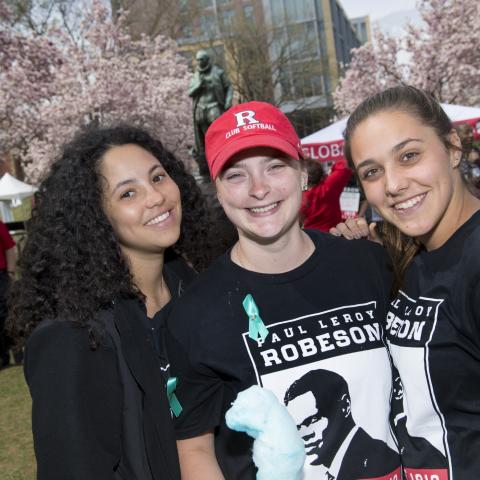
[167,230,401,480]
[139,253,197,380]
[387,209,480,480]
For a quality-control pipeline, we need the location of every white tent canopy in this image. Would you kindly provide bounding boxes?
[0,173,37,204]
[301,103,480,162]
[302,117,347,145]
[442,103,480,123]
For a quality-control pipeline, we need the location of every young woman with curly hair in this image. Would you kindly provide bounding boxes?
[8,125,222,480]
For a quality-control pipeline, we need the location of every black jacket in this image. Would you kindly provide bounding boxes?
[24,300,179,480]
[25,257,196,480]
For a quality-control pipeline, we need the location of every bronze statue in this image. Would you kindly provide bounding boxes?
[189,49,233,177]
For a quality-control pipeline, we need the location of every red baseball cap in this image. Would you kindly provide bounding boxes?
[205,101,304,179]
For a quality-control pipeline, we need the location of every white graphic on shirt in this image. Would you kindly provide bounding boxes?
[242,301,400,480]
[387,291,451,480]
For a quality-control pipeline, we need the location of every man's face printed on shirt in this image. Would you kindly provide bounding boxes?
[289,391,330,462]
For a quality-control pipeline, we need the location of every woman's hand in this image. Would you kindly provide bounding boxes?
[329,217,383,244]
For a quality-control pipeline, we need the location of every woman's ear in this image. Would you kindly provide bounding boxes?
[448,129,462,168]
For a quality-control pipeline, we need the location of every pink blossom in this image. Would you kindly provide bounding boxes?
[334,0,480,115]
[1,0,193,183]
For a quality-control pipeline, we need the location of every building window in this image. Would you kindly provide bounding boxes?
[314,0,324,20]
[271,27,288,61]
[288,21,318,60]
[284,0,315,22]
[270,0,285,26]
[292,67,324,98]
[243,5,254,22]
[199,15,216,36]
[180,21,193,38]
[279,68,294,101]
[310,73,324,96]
[219,9,235,29]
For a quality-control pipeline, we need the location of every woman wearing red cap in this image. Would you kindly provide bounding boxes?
[166,102,400,480]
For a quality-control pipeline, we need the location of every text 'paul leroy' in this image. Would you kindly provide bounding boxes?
[245,301,385,372]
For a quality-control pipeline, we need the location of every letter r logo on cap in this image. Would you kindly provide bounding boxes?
[234,110,259,127]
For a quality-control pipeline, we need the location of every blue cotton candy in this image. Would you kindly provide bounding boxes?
[225,385,305,480]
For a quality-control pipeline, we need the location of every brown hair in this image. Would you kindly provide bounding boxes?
[343,86,458,294]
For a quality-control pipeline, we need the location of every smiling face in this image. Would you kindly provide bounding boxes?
[350,109,464,250]
[101,144,182,259]
[215,147,307,243]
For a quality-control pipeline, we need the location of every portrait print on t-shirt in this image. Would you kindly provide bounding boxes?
[387,292,449,480]
[243,300,401,480]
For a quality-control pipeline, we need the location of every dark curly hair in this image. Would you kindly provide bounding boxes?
[8,124,230,346]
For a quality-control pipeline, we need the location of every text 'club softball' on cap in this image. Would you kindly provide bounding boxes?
[205,101,304,179]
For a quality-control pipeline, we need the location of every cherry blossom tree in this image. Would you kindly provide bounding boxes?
[0,0,62,170]
[1,0,193,182]
[334,0,480,116]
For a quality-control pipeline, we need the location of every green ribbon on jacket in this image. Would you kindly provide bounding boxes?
[243,294,269,342]
[166,377,183,418]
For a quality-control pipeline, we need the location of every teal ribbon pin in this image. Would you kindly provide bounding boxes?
[166,377,183,418]
[243,294,269,342]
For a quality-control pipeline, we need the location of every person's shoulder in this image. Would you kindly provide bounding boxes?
[463,210,480,244]
[179,253,229,296]
[442,210,480,260]
[24,317,123,413]
[352,237,390,272]
[169,254,231,317]
[308,228,386,256]
[25,321,88,381]
[25,315,118,373]
[308,229,390,275]
[27,316,115,355]
[28,319,87,345]
[165,251,195,275]
[456,211,480,273]
[164,251,198,294]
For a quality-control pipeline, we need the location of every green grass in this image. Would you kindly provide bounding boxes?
[0,365,35,480]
